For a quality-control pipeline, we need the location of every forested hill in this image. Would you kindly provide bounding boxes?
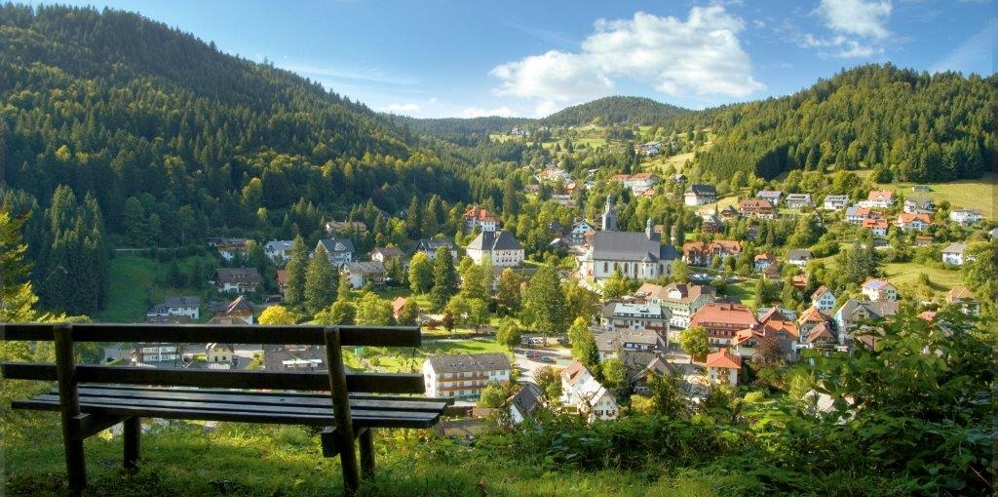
[690,64,996,183]
[390,115,531,146]
[540,96,690,127]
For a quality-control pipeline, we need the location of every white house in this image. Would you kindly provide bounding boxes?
[684,184,717,206]
[640,282,716,329]
[949,209,982,226]
[316,238,355,265]
[864,190,894,208]
[705,350,741,386]
[810,286,837,313]
[903,197,934,214]
[861,279,898,302]
[340,261,387,288]
[787,249,814,268]
[466,230,524,268]
[823,195,849,211]
[941,242,969,265]
[600,302,670,334]
[414,238,458,261]
[896,213,933,232]
[507,384,543,425]
[570,219,596,246]
[264,240,295,263]
[756,190,783,206]
[560,360,618,421]
[785,193,813,209]
[464,206,501,232]
[422,353,511,400]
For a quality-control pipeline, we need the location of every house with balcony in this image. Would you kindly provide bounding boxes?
[846,206,874,224]
[787,249,814,268]
[212,268,262,294]
[864,190,894,208]
[946,286,979,316]
[949,208,982,226]
[466,230,524,268]
[785,193,813,209]
[738,198,778,219]
[682,240,742,267]
[689,303,759,348]
[756,190,783,206]
[896,213,932,232]
[340,261,387,288]
[464,206,501,233]
[600,302,670,334]
[560,360,618,421]
[823,194,849,211]
[316,238,355,265]
[635,282,716,329]
[594,329,664,361]
[861,279,898,302]
[941,242,969,265]
[264,240,295,263]
[705,350,741,386]
[146,296,201,321]
[423,353,512,400]
[414,238,458,261]
[810,286,837,313]
[862,218,889,237]
[903,197,934,214]
[684,184,717,206]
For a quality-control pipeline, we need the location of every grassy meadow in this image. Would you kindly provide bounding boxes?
[98,253,214,323]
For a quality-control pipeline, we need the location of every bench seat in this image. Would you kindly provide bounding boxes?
[14,385,450,428]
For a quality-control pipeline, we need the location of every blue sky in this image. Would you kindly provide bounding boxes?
[30,0,996,118]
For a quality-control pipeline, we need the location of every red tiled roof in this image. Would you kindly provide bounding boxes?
[706,350,742,369]
[868,190,894,201]
[689,303,758,328]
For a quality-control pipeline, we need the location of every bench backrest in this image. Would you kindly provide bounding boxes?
[0,323,424,394]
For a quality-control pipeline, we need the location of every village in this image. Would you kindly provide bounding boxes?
[120,163,993,426]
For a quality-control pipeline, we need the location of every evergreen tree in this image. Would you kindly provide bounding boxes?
[304,245,336,315]
[0,206,38,322]
[430,246,458,311]
[283,235,308,306]
[521,266,567,336]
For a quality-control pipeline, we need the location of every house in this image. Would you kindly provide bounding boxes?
[264,240,295,263]
[263,344,326,372]
[861,279,898,302]
[464,206,501,232]
[941,242,969,265]
[682,240,742,267]
[674,173,688,184]
[946,286,979,316]
[414,238,458,261]
[949,208,982,226]
[391,297,407,321]
[146,296,201,321]
[595,328,664,361]
[275,269,288,295]
[705,350,741,386]
[637,283,716,329]
[738,198,777,219]
[903,197,934,214]
[865,190,894,208]
[756,190,783,206]
[369,247,404,265]
[787,249,814,268]
[911,185,931,193]
[205,343,234,365]
[810,286,837,313]
[845,206,873,224]
[324,220,368,235]
[804,322,838,351]
[823,194,849,211]
[896,213,932,232]
[688,303,759,348]
[638,142,661,156]
[466,230,524,268]
[340,261,387,288]
[629,356,676,395]
[212,268,262,294]
[797,306,834,345]
[560,360,618,421]
[580,219,677,281]
[834,300,900,340]
[732,321,798,360]
[210,238,250,262]
[914,235,934,246]
[422,353,512,400]
[316,238,355,265]
[613,172,660,194]
[507,384,543,425]
[700,214,723,234]
[785,193,813,209]
[214,295,254,324]
[754,253,777,271]
[761,263,782,281]
[570,219,597,246]
[684,184,717,206]
[719,205,740,221]
[600,303,670,334]
[132,343,180,365]
[862,218,889,237]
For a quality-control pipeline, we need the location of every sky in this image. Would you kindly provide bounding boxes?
[28,0,996,118]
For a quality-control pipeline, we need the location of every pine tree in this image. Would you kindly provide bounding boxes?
[283,235,308,306]
[430,246,458,311]
[521,266,567,336]
[304,245,336,315]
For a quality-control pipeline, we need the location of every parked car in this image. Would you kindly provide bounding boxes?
[539,356,556,363]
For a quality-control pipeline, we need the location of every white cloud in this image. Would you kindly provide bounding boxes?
[490,7,764,113]
[460,106,518,118]
[815,0,892,39]
[802,34,881,58]
[383,103,422,114]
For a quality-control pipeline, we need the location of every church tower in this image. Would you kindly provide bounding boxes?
[601,194,618,232]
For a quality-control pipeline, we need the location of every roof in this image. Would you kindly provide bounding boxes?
[806,322,835,343]
[687,184,716,196]
[898,213,932,224]
[609,303,667,320]
[739,198,776,210]
[824,194,849,202]
[868,190,894,201]
[224,296,253,315]
[370,247,404,258]
[464,206,499,222]
[788,249,814,260]
[705,350,742,369]
[689,303,758,328]
[754,253,776,262]
[811,285,832,301]
[467,230,523,252]
[759,307,793,323]
[317,238,356,254]
[757,190,783,199]
[846,206,872,217]
[560,359,590,387]
[163,296,200,308]
[798,306,830,324]
[276,269,288,286]
[862,279,894,290]
[941,242,968,254]
[946,286,976,303]
[264,240,294,252]
[629,356,675,383]
[507,384,543,416]
[425,353,511,374]
[341,261,386,275]
[862,218,889,229]
[392,297,407,314]
[634,282,667,301]
[214,267,262,284]
[786,193,812,201]
[837,299,900,320]
[415,238,456,252]
[591,231,676,262]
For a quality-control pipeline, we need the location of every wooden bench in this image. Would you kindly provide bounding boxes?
[0,323,451,496]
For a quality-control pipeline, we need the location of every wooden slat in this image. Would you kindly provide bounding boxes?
[13,397,441,428]
[1,364,425,393]
[0,323,421,347]
[75,386,449,412]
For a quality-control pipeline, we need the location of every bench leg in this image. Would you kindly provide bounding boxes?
[359,428,375,480]
[62,425,87,492]
[123,417,141,471]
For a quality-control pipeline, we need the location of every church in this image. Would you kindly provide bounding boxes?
[579,195,678,282]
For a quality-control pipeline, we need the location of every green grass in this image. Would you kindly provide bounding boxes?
[98,254,211,323]
[865,171,996,218]
[883,261,964,295]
